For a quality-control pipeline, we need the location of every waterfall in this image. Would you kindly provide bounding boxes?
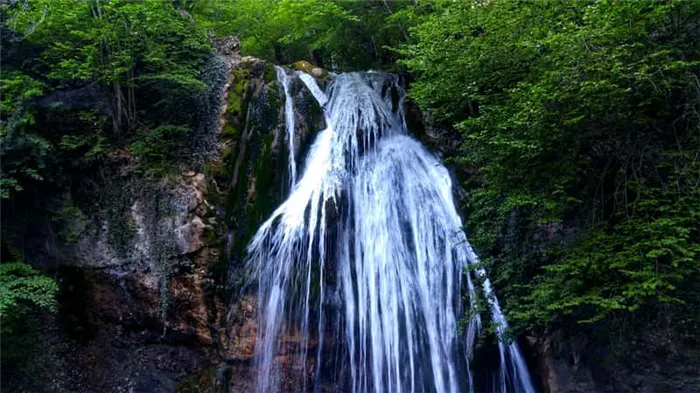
[275,66,297,187]
[244,70,536,393]
[297,72,329,108]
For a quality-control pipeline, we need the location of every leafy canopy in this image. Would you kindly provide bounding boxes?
[401,0,700,334]
[192,0,412,70]
[1,0,212,198]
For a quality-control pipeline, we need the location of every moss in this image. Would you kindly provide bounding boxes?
[260,84,281,132]
[291,60,329,79]
[204,161,227,179]
[292,60,315,73]
[224,83,283,255]
[223,68,259,144]
[225,131,253,259]
[226,94,240,117]
[262,62,276,84]
[222,123,238,138]
[214,63,292,296]
[226,68,251,119]
[204,226,219,247]
[247,133,277,229]
[52,201,86,244]
[105,182,138,258]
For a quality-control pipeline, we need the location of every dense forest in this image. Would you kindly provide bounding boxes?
[1,0,699,390]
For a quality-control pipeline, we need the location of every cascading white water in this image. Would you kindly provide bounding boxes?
[297,71,329,108]
[246,70,536,393]
[275,66,297,187]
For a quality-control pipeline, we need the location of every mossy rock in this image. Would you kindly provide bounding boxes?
[204,161,227,179]
[227,68,250,117]
[226,68,255,135]
[222,123,238,138]
[52,201,87,244]
[262,63,276,84]
[292,60,315,73]
[292,60,328,79]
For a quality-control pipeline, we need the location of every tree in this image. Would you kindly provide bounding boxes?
[401,0,700,335]
[0,71,49,198]
[191,0,414,70]
[0,0,212,198]
[8,0,210,128]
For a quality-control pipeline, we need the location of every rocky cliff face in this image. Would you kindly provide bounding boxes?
[1,37,324,393]
[525,325,700,393]
[2,39,234,393]
[2,138,219,390]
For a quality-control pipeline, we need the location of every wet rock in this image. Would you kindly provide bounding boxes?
[223,296,258,361]
[240,55,265,67]
[533,328,700,393]
[174,216,205,255]
[538,333,597,393]
[311,67,327,78]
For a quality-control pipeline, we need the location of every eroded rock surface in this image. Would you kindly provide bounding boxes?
[525,326,700,393]
[1,36,330,393]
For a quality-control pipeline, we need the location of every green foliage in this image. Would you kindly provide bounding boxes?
[0,261,58,379]
[51,202,87,244]
[4,0,210,137]
[402,0,700,335]
[8,0,210,84]
[1,0,212,200]
[192,0,414,70]
[130,125,191,166]
[0,72,49,198]
[0,262,58,335]
[520,158,700,325]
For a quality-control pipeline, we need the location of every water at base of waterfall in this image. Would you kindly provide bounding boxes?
[241,68,536,393]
